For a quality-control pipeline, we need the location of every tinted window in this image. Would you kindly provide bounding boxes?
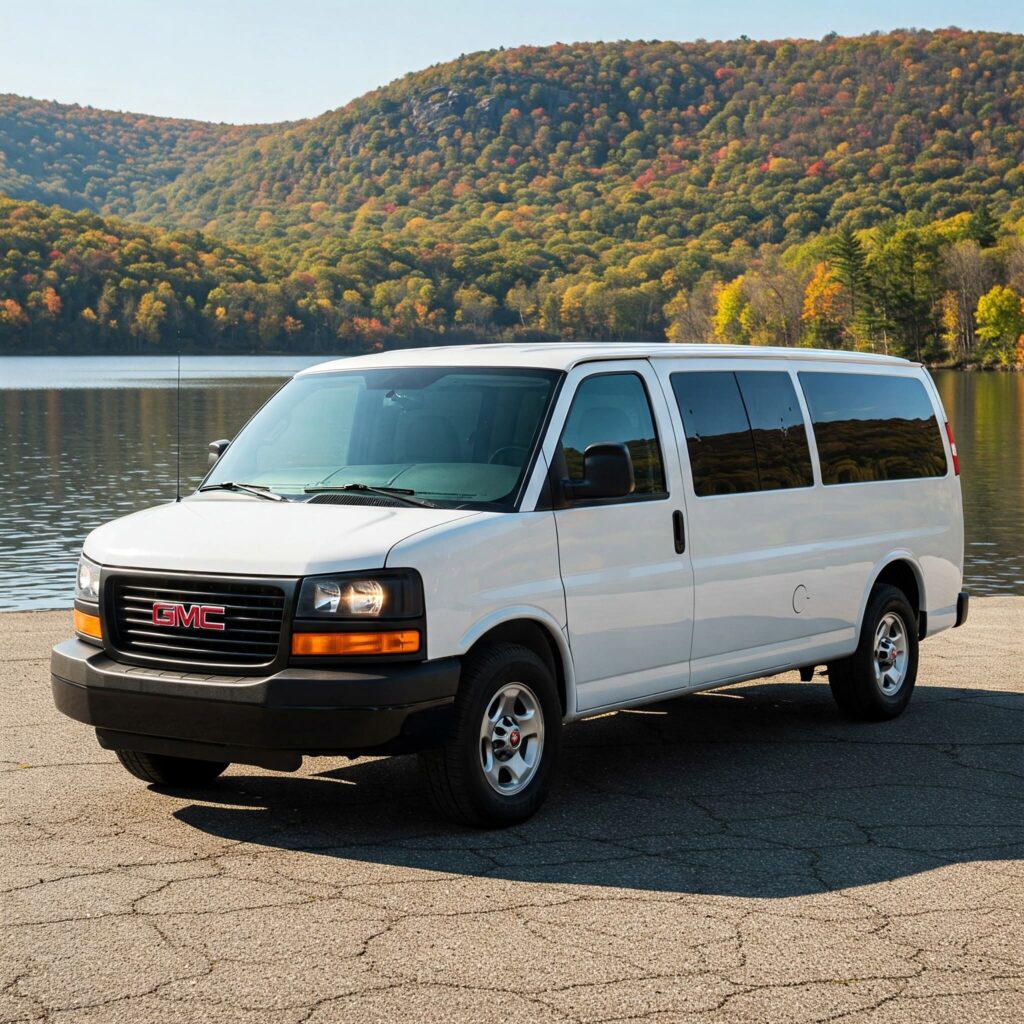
[561,373,665,496]
[735,372,814,490]
[671,372,759,495]
[799,372,947,484]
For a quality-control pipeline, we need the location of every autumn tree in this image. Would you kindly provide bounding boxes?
[975,285,1024,367]
[713,277,752,344]
[664,277,716,344]
[801,263,845,348]
[133,292,167,346]
[940,240,992,360]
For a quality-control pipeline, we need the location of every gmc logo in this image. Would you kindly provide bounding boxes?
[151,602,226,631]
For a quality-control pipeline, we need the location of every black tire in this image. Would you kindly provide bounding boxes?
[418,642,562,827]
[115,749,229,786]
[828,584,919,721]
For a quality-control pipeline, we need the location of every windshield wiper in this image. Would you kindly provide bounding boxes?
[304,483,438,508]
[199,481,285,502]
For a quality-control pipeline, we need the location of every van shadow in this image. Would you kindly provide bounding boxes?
[172,678,1024,898]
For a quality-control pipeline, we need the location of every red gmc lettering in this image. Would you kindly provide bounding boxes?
[151,602,226,631]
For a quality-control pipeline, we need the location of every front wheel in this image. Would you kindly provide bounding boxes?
[828,584,919,721]
[115,749,229,786]
[419,643,562,827]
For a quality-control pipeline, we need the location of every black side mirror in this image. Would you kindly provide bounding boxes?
[562,442,635,501]
[208,439,230,467]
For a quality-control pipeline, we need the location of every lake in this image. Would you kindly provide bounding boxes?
[0,357,1020,610]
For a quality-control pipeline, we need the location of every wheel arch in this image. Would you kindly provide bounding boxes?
[459,610,574,717]
[859,553,927,639]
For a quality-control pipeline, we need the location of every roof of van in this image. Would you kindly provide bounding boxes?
[298,343,915,376]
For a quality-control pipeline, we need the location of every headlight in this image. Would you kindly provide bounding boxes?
[296,570,423,620]
[76,554,101,603]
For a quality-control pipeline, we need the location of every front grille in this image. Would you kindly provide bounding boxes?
[107,575,287,669]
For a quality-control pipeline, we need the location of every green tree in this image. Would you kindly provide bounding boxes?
[828,225,869,338]
[865,227,942,360]
[965,201,1000,249]
[975,285,1024,367]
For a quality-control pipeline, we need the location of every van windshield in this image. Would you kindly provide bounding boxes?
[203,366,560,509]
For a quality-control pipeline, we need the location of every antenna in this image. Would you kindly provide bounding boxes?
[175,351,182,502]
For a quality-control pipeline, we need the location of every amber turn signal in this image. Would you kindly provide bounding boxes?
[291,630,420,656]
[73,609,103,640]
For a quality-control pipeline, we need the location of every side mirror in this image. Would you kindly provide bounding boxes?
[208,438,230,467]
[562,442,635,501]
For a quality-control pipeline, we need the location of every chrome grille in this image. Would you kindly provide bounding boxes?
[108,576,286,668]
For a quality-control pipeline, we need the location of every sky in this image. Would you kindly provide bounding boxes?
[3,0,1023,124]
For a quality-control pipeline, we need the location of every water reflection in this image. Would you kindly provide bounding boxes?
[932,370,1024,596]
[0,360,1020,609]
[1,358,316,609]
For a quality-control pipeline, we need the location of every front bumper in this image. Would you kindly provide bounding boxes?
[51,639,460,770]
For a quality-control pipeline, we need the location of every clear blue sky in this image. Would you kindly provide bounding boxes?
[4,0,1022,123]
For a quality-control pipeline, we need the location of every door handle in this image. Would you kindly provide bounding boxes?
[672,510,686,554]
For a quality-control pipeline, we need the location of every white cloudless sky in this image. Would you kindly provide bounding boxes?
[2,0,1022,123]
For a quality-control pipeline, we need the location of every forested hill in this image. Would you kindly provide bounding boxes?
[2,30,1024,364]
[152,30,1024,249]
[0,95,264,217]
[6,31,1023,247]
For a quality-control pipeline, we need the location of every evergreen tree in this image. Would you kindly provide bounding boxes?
[966,201,1000,249]
[828,225,869,337]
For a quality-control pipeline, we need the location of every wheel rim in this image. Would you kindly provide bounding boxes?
[873,612,909,696]
[478,682,545,796]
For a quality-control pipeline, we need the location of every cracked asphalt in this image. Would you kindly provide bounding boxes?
[2,598,1023,1023]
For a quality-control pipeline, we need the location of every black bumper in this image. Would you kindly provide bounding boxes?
[51,639,460,770]
[955,590,970,628]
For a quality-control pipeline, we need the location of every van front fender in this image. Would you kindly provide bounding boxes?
[457,607,577,717]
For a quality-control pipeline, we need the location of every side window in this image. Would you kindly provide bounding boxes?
[799,372,948,484]
[734,372,814,490]
[560,373,666,497]
[670,371,759,496]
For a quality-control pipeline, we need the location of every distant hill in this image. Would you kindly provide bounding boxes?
[1,30,1023,364]
[6,32,1023,247]
[0,94,263,216]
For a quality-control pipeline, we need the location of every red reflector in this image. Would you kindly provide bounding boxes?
[944,421,959,476]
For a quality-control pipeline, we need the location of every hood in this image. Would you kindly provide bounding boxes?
[84,495,479,576]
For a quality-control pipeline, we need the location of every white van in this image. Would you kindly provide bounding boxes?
[52,344,968,826]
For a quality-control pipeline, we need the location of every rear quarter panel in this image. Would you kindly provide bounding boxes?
[807,366,963,638]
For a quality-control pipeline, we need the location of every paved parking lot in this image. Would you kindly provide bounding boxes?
[3,600,1023,1023]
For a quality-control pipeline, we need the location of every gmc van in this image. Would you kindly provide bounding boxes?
[52,344,968,826]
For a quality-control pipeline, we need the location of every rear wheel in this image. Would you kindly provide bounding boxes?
[115,749,229,786]
[419,642,561,827]
[828,584,918,721]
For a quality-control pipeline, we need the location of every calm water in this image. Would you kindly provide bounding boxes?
[0,358,1021,610]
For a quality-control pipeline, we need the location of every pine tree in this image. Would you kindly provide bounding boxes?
[966,201,999,249]
[828,225,869,342]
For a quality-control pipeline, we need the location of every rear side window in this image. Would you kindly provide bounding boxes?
[799,372,947,484]
[670,372,759,495]
[561,373,666,496]
[670,371,813,496]
[735,372,814,490]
